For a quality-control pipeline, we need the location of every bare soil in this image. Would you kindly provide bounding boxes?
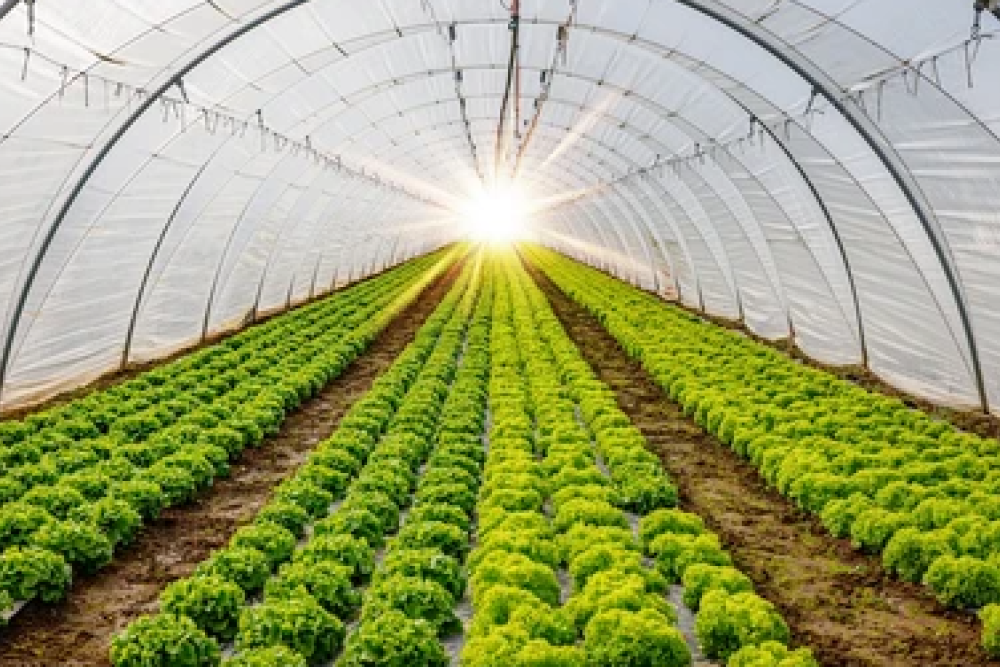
[0,264,461,667]
[530,264,994,667]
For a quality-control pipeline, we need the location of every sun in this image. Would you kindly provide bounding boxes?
[462,185,531,243]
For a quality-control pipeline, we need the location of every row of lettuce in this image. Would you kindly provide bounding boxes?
[458,253,817,667]
[111,255,489,665]
[529,245,1000,656]
[0,248,458,616]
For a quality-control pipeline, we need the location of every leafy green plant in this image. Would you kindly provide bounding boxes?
[254,501,311,538]
[22,484,87,520]
[229,524,295,569]
[552,499,629,534]
[272,479,334,519]
[415,483,477,515]
[30,520,113,574]
[138,464,200,506]
[71,497,141,547]
[652,533,731,583]
[236,596,344,664]
[340,611,448,667]
[265,561,359,617]
[922,556,1000,608]
[343,491,402,533]
[360,575,460,636]
[882,527,957,583]
[583,608,690,667]
[110,480,165,520]
[681,564,754,610]
[470,551,561,606]
[161,575,245,640]
[314,508,385,548]
[393,521,469,560]
[564,568,674,631]
[696,591,791,661]
[293,534,375,582]
[0,546,70,602]
[195,548,271,595]
[638,509,705,552]
[558,525,636,564]
[0,502,56,549]
[406,503,470,533]
[296,464,349,497]
[727,641,819,667]
[110,614,220,667]
[569,545,665,592]
[980,604,1000,657]
[376,549,465,601]
[223,646,307,667]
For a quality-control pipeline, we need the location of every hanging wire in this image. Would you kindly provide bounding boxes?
[25,0,35,37]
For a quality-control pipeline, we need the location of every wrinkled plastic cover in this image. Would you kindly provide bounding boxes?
[0,0,997,414]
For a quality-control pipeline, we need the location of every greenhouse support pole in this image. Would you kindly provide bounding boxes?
[0,1,19,21]
[678,0,989,412]
[0,0,312,406]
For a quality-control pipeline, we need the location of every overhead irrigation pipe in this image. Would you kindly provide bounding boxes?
[514,1,578,179]
[494,0,521,180]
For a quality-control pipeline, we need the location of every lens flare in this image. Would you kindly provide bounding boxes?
[462,185,531,243]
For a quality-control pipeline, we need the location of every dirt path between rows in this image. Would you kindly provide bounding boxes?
[0,264,461,667]
[529,264,993,667]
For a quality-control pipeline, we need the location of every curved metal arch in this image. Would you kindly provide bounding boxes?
[353,96,746,309]
[2,0,985,409]
[246,172,363,322]
[208,55,839,334]
[138,153,334,345]
[0,17,800,380]
[670,0,987,409]
[392,112,741,311]
[510,165,643,279]
[337,83,786,311]
[0,0,317,402]
[205,35,869,355]
[507,122,738,305]
[0,0,22,24]
[197,161,354,341]
[753,1,1000,155]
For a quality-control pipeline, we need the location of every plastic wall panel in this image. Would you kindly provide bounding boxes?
[676,163,786,336]
[874,78,1000,410]
[628,179,696,303]
[255,170,326,315]
[131,173,265,360]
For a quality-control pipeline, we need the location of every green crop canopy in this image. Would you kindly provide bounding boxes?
[0,0,999,415]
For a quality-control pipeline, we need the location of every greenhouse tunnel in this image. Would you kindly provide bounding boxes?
[0,0,999,417]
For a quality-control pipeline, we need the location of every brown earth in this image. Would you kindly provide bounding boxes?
[529,262,994,667]
[0,263,461,667]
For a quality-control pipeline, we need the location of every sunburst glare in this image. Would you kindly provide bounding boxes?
[462,184,532,243]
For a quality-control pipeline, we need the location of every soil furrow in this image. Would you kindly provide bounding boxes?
[529,264,992,667]
[0,264,462,667]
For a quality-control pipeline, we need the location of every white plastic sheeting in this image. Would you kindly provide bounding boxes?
[0,1,998,415]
